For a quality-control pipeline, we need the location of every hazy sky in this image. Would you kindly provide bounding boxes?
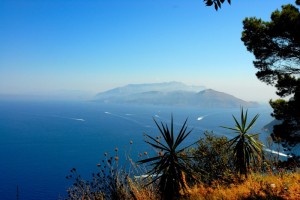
[0,0,296,102]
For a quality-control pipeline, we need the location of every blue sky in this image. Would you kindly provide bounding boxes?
[0,0,296,101]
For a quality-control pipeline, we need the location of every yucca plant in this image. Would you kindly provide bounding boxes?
[221,108,264,178]
[138,116,196,200]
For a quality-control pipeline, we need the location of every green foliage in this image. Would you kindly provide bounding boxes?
[204,0,231,10]
[189,132,235,185]
[221,108,263,177]
[138,116,196,200]
[270,87,300,147]
[64,114,300,199]
[275,74,299,97]
[241,4,300,149]
[242,4,300,85]
[204,1,300,11]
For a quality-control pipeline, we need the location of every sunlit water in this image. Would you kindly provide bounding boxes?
[0,100,276,199]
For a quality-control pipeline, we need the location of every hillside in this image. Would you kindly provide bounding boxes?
[95,82,259,108]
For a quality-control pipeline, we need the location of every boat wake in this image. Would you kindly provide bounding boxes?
[197,116,204,121]
[197,114,209,121]
[70,118,85,121]
[264,148,292,157]
[51,115,85,122]
[104,111,146,127]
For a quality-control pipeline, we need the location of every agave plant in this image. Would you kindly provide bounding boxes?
[138,116,196,200]
[221,108,264,178]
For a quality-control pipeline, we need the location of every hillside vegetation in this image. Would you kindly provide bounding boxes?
[65,110,300,200]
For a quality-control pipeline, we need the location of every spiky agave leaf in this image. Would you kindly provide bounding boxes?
[222,108,263,177]
[138,116,196,199]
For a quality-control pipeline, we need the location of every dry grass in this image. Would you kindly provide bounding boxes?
[126,177,158,200]
[184,172,300,200]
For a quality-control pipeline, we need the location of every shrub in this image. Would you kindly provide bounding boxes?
[66,145,156,200]
[189,131,235,185]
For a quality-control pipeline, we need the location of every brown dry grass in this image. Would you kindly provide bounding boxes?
[183,172,300,200]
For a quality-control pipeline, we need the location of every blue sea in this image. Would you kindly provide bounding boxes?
[0,100,274,200]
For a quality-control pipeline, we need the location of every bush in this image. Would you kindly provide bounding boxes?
[189,132,235,185]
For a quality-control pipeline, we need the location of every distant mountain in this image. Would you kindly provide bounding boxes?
[98,81,205,97]
[95,82,259,108]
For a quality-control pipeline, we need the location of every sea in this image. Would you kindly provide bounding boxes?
[0,100,276,200]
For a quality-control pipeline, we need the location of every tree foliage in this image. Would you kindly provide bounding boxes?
[241,4,300,147]
[204,0,300,11]
[204,0,231,10]
[242,4,300,85]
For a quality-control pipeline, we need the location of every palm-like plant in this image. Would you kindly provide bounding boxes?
[221,108,264,178]
[138,116,196,200]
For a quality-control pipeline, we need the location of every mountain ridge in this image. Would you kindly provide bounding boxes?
[95,82,259,108]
